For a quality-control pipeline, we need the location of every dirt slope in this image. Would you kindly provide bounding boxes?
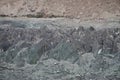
[0,0,120,19]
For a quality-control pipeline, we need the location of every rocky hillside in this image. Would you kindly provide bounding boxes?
[0,18,120,80]
[0,0,120,19]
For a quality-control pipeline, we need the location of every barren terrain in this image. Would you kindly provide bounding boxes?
[0,0,120,19]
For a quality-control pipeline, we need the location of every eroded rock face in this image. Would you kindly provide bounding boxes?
[0,0,120,19]
[0,18,120,80]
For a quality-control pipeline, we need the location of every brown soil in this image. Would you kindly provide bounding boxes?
[0,0,120,19]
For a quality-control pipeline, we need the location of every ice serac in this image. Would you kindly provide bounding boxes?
[0,18,120,80]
